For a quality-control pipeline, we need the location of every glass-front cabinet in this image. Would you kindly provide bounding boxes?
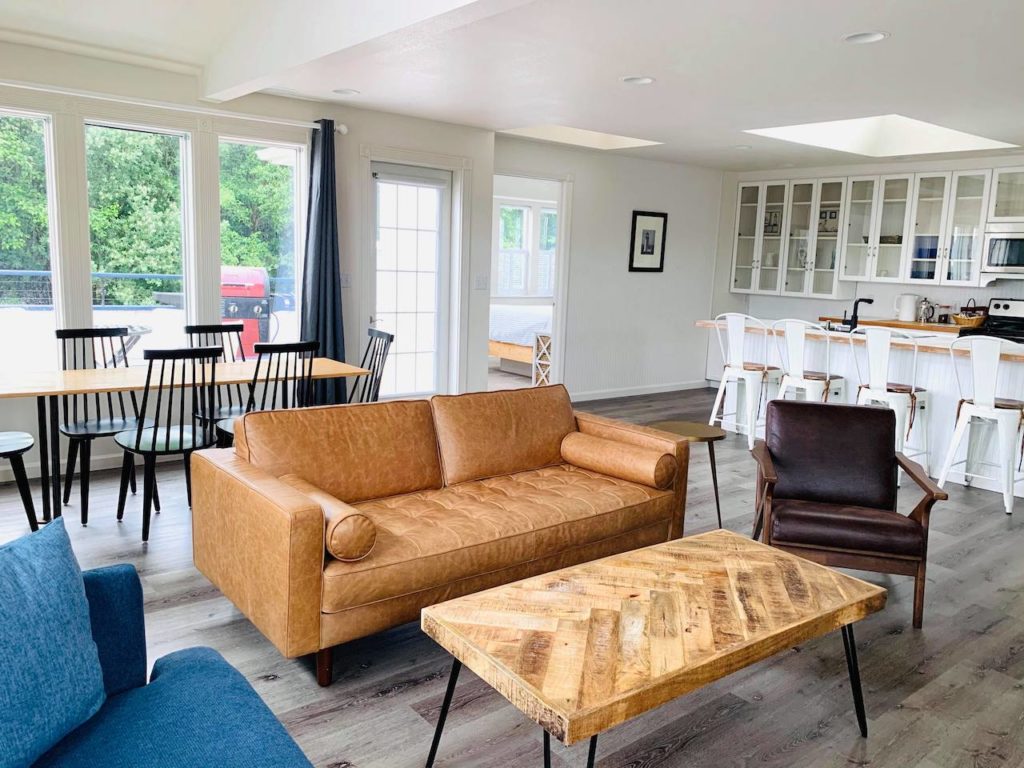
[810,179,845,295]
[839,175,912,283]
[730,181,788,294]
[905,170,990,285]
[989,167,1024,222]
[779,178,853,298]
[781,181,814,295]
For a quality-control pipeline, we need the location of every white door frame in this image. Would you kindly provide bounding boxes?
[492,169,573,386]
[359,144,473,394]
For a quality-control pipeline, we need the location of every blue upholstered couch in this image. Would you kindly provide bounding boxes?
[32,564,313,768]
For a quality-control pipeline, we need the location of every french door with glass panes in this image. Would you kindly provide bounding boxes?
[370,162,452,398]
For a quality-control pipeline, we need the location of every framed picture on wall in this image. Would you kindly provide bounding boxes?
[628,210,667,272]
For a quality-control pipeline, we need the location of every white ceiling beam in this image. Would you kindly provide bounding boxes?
[202,0,521,102]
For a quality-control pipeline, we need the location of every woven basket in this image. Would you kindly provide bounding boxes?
[952,313,985,328]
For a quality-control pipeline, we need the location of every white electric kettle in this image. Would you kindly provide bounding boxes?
[894,293,920,322]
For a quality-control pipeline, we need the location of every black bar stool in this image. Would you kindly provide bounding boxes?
[1,431,39,532]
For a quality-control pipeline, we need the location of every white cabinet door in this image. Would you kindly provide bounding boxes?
[870,175,913,282]
[756,182,788,294]
[905,173,951,284]
[731,183,761,293]
[840,176,876,282]
[808,178,845,297]
[781,180,815,296]
[989,167,1024,222]
[940,170,990,286]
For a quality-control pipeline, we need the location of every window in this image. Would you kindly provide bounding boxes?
[219,139,303,355]
[493,200,558,297]
[372,162,451,397]
[86,124,187,361]
[0,112,57,370]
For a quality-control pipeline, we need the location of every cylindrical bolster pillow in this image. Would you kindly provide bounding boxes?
[560,432,676,490]
[279,474,377,562]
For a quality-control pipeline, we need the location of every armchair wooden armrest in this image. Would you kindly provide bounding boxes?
[897,453,947,501]
[751,440,777,484]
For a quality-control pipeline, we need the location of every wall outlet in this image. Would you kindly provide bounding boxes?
[473,274,489,291]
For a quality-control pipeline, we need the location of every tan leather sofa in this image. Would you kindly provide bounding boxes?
[192,385,689,686]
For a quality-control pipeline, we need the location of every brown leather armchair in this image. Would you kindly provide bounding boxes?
[751,399,946,628]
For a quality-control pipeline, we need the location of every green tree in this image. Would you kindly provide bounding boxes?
[0,116,50,304]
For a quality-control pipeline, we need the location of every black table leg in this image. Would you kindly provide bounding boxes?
[48,395,61,518]
[425,658,462,768]
[841,624,867,737]
[708,442,722,528]
[36,396,50,523]
[543,731,598,767]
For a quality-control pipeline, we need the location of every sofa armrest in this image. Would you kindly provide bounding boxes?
[191,449,325,658]
[83,564,147,696]
[573,411,690,539]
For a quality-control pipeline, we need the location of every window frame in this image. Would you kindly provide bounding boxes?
[492,197,557,299]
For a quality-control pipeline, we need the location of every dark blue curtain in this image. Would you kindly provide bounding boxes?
[301,119,346,404]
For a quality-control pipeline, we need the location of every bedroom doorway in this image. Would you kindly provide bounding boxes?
[488,175,568,391]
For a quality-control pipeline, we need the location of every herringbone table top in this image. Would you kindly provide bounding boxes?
[422,529,887,744]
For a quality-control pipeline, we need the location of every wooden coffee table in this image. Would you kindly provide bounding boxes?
[421,529,886,767]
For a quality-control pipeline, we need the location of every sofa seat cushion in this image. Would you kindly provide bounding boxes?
[771,498,924,558]
[35,647,312,768]
[321,465,674,613]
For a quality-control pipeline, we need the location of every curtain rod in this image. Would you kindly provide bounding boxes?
[0,77,349,134]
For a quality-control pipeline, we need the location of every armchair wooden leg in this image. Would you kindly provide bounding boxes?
[912,561,926,629]
[316,647,334,687]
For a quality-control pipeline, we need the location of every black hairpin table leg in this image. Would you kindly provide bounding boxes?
[841,624,868,737]
[48,395,61,518]
[425,658,462,768]
[36,396,50,523]
[543,731,598,768]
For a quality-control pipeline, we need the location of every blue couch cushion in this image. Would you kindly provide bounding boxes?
[35,647,313,768]
[0,519,105,768]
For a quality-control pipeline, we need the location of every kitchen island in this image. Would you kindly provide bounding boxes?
[698,318,1023,500]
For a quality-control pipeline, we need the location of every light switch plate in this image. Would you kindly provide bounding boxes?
[473,274,489,291]
[340,272,352,288]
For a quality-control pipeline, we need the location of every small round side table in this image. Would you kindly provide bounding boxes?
[647,420,727,528]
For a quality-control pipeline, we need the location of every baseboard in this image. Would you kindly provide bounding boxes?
[570,379,710,403]
[0,448,181,484]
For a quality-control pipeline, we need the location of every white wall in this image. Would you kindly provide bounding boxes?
[495,136,723,400]
[0,41,495,479]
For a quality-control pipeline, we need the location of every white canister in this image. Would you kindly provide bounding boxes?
[894,293,920,322]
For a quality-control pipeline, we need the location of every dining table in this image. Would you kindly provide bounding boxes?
[0,357,369,523]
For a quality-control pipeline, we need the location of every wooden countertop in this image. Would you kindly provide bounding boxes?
[696,320,1024,363]
[817,316,960,334]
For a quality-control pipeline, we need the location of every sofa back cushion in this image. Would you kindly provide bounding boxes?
[431,385,576,485]
[234,400,443,503]
[0,518,106,768]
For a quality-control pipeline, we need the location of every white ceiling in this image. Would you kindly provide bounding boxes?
[1,0,1023,171]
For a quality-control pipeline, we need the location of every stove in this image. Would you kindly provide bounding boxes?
[958,298,1024,342]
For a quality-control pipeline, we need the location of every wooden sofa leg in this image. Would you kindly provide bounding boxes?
[316,647,334,687]
[912,562,926,629]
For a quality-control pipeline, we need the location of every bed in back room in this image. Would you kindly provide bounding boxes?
[488,302,553,369]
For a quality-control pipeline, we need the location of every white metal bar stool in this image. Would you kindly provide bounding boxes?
[850,326,930,473]
[708,313,783,450]
[937,336,1024,515]
[771,319,846,403]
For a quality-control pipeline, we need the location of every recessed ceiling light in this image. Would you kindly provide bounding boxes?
[500,124,661,150]
[332,88,360,97]
[733,144,752,150]
[745,114,1016,157]
[620,75,655,86]
[842,31,890,44]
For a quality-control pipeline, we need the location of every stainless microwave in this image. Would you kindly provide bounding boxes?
[984,224,1024,273]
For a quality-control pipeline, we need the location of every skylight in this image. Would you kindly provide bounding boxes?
[745,114,1016,157]
[500,124,661,150]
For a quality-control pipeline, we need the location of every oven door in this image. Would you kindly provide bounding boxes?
[984,231,1024,272]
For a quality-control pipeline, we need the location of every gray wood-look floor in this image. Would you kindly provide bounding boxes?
[2,387,1023,768]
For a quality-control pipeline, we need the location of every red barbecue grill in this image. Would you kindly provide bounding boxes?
[220,266,270,357]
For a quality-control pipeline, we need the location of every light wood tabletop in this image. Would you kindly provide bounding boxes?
[422,529,886,746]
[647,420,726,442]
[0,358,368,399]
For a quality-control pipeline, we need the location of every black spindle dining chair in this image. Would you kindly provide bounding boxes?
[56,327,151,525]
[348,328,394,404]
[185,323,247,424]
[215,340,318,446]
[114,346,222,543]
